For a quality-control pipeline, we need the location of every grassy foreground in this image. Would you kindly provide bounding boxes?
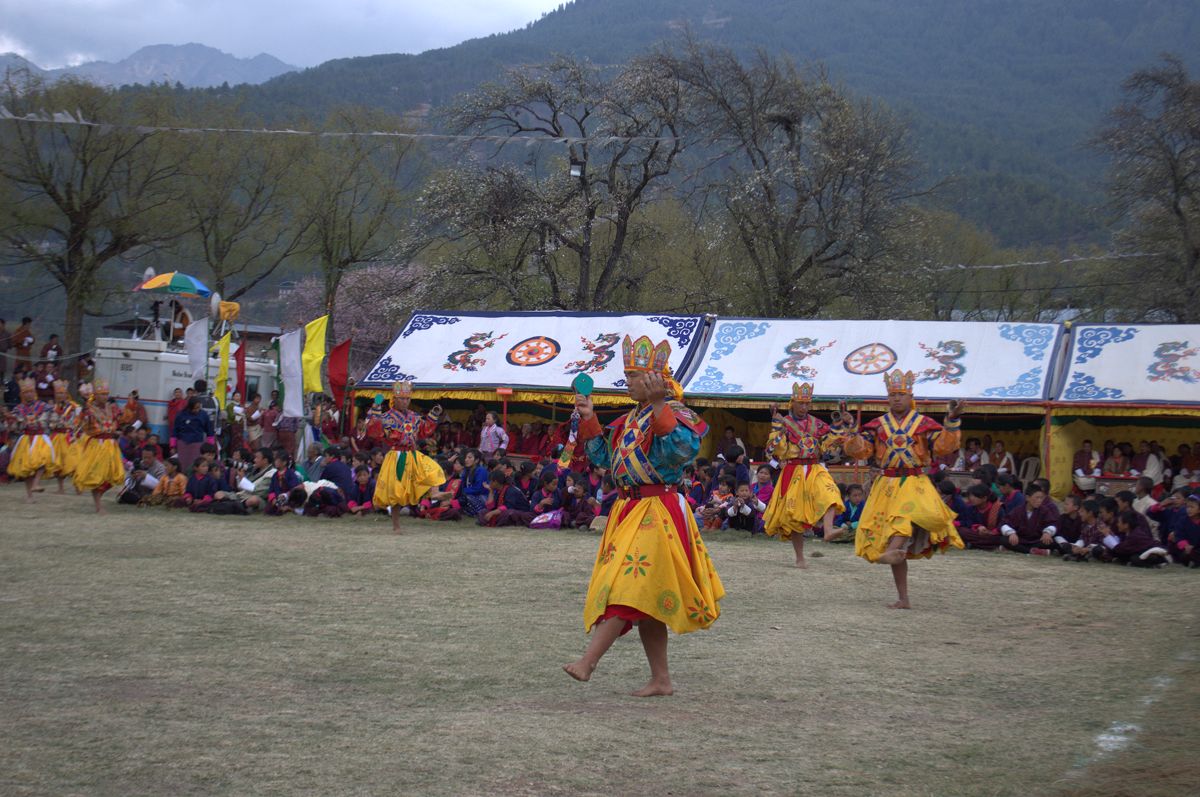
[1,487,1197,796]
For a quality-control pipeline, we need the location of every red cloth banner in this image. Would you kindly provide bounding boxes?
[234,338,247,398]
[328,338,352,413]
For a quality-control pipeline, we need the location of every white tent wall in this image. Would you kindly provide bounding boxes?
[682,318,1064,402]
[357,310,708,393]
[1056,324,1200,405]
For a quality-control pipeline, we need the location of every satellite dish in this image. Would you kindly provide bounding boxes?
[209,291,222,317]
[142,266,156,283]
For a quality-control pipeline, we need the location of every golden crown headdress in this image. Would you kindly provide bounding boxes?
[18,377,36,394]
[883,370,916,396]
[93,378,110,394]
[53,379,69,395]
[622,335,672,374]
[392,380,413,397]
[792,382,814,401]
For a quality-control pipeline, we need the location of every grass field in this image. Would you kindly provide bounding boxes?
[2,487,1197,796]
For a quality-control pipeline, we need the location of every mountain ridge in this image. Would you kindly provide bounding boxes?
[235,0,1199,246]
[1,43,297,88]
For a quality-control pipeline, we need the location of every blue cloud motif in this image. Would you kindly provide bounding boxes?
[688,367,743,394]
[998,324,1055,361]
[365,357,417,384]
[648,316,701,348]
[1073,327,1137,363]
[1062,372,1124,400]
[402,314,461,338]
[982,367,1043,398]
[710,321,771,360]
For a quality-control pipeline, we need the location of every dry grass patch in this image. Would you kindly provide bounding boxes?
[1,488,1197,796]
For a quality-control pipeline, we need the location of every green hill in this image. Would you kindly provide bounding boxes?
[224,0,1200,245]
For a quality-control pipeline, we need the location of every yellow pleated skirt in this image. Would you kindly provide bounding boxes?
[855,475,963,562]
[373,449,446,508]
[73,438,125,492]
[584,493,724,635]
[7,434,55,479]
[49,432,76,476]
[763,463,845,540]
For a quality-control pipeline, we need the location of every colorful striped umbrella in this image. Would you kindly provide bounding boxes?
[133,271,212,298]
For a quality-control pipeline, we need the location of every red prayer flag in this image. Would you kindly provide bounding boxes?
[234,338,247,398]
[328,338,352,411]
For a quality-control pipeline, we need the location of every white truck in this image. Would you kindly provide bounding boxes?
[92,337,278,440]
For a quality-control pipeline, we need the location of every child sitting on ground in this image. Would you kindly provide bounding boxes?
[830,483,866,541]
[725,481,767,534]
[346,465,377,516]
[419,463,462,521]
[700,476,736,530]
[1060,498,1107,561]
[182,458,221,511]
[145,457,187,507]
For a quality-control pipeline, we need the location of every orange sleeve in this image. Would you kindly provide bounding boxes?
[931,419,962,457]
[577,414,605,442]
[650,405,678,436]
[843,433,873,460]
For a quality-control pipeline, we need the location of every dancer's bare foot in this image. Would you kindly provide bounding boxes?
[887,599,911,609]
[562,660,596,682]
[95,506,107,515]
[824,526,845,542]
[631,679,674,697]
[877,548,907,566]
[24,495,35,504]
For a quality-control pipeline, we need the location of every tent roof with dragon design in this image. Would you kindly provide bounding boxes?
[356,310,708,393]
[1055,324,1200,405]
[680,318,1066,405]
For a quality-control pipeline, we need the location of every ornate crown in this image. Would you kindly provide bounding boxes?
[93,379,110,394]
[622,335,672,374]
[883,370,916,396]
[392,381,413,397]
[53,379,69,396]
[792,382,814,401]
[18,377,36,394]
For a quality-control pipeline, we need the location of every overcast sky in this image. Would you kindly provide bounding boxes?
[0,0,565,68]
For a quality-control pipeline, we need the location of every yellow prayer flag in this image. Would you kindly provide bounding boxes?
[214,331,231,410]
[302,314,329,395]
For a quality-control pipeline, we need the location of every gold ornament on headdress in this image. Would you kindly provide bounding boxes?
[18,377,36,395]
[392,380,413,397]
[791,382,814,401]
[883,370,916,396]
[621,335,672,374]
[53,379,69,398]
[93,378,110,395]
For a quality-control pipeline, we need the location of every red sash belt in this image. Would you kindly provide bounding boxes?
[617,483,676,501]
[786,457,820,465]
[882,467,931,477]
[91,433,120,440]
[22,427,44,434]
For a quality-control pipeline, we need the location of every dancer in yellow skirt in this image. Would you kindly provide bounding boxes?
[839,370,965,609]
[74,380,126,514]
[763,381,845,568]
[563,335,724,697]
[4,377,55,502]
[48,380,82,493]
[371,381,445,533]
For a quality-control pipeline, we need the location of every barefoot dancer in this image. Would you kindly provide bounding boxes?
[838,370,965,608]
[563,336,724,696]
[762,382,845,568]
[4,377,55,502]
[371,381,445,534]
[48,380,81,493]
[73,380,126,514]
